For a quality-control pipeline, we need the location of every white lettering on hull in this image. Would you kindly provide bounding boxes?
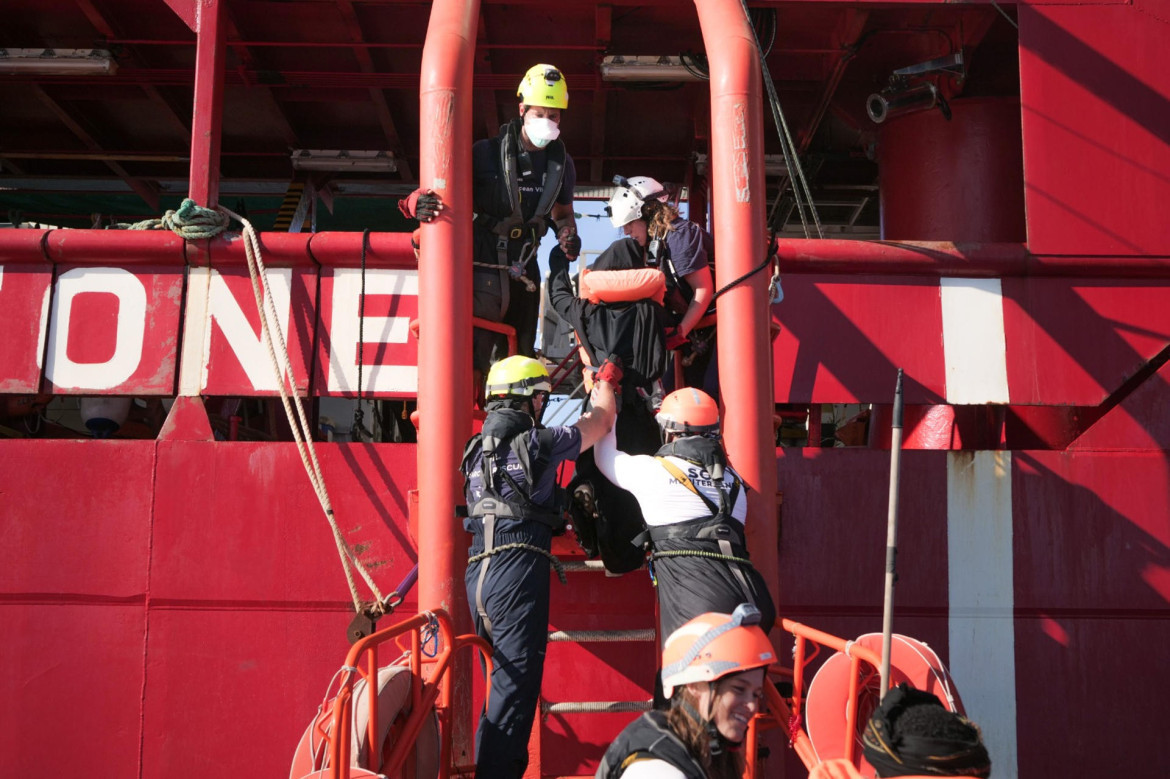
[45,268,146,390]
[327,268,418,394]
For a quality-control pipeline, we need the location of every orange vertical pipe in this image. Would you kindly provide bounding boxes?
[418,0,478,766]
[692,1,778,608]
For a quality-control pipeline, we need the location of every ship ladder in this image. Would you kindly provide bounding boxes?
[273,177,310,232]
[528,556,658,779]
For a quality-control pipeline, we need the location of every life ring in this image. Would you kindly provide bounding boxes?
[804,633,964,774]
[290,664,440,779]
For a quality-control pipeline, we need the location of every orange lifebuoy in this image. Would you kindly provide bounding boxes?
[289,665,440,779]
[804,633,964,775]
[579,267,666,305]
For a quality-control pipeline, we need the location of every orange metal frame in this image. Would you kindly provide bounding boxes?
[311,609,493,779]
[744,619,886,776]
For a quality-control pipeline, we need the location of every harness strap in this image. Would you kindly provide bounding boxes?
[474,512,496,637]
[655,457,724,516]
[719,536,754,596]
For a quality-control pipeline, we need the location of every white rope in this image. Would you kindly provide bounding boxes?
[219,207,386,614]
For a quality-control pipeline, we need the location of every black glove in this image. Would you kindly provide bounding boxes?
[558,226,582,258]
[397,188,443,222]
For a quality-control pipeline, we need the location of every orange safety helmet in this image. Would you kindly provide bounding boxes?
[657,387,720,436]
[661,604,776,698]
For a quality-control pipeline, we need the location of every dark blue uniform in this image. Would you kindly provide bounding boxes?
[462,418,581,778]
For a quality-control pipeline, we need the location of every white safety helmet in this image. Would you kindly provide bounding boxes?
[627,175,668,203]
[607,186,645,229]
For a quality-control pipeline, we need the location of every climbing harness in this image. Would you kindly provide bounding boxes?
[645,454,755,596]
[470,118,566,294]
[462,408,570,635]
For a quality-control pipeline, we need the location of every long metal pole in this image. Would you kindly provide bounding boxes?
[418,0,478,766]
[692,0,776,618]
[879,368,904,699]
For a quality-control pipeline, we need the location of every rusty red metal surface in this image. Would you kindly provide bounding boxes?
[2,2,1170,778]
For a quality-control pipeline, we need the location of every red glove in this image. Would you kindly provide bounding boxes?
[595,358,623,387]
[397,188,443,222]
[665,328,689,351]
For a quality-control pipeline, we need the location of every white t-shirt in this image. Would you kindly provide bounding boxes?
[617,758,689,779]
[593,423,746,528]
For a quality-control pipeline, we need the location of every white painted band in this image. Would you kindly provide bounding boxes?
[948,450,1018,778]
[940,277,1010,404]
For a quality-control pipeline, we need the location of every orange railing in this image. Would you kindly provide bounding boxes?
[745,618,885,777]
[309,609,492,779]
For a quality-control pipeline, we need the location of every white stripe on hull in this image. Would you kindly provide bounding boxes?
[948,450,1018,778]
[940,278,1010,404]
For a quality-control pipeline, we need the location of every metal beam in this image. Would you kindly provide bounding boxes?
[337,0,414,181]
[589,5,612,183]
[474,11,502,140]
[31,84,160,210]
[798,8,869,153]
[220,5,302,147]
[73,0,191,137]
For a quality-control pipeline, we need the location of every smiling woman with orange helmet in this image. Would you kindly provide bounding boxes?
[597,604,776,779]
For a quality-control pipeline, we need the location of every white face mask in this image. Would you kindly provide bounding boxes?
[524,115,560,149]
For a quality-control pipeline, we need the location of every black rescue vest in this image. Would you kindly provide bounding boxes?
[641,436,742,546]
[473,119,566,269]
[460,408,566,531]
[597,711,708,779]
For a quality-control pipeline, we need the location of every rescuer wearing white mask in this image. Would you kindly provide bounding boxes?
[401,64,581,376]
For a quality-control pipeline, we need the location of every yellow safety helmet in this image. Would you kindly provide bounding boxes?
[485,355,552,399]
[517,64,568,110]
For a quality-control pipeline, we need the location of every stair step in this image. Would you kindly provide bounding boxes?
[542,700,653,714]
[548,628,657,643]
[558,559,608,572]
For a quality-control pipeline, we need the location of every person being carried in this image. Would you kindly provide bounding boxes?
[461,355,619,779]
[609,176,718,397]
[597,604,776,779]
[546,227,669,573]
[400,64,581,371]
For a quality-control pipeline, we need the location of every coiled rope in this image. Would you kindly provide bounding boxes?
[128,199,387,616]
[113,197,231,240]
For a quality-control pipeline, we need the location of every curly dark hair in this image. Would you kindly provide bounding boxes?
[642,199,680,241]
[665,686,744,779]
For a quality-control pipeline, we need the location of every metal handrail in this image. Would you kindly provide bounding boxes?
[314,609,493,779]
[744,619,886,776]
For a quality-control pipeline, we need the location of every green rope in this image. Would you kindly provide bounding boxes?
[112,198,229,240]
[650,549,755,568]
[468,542,568,585]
